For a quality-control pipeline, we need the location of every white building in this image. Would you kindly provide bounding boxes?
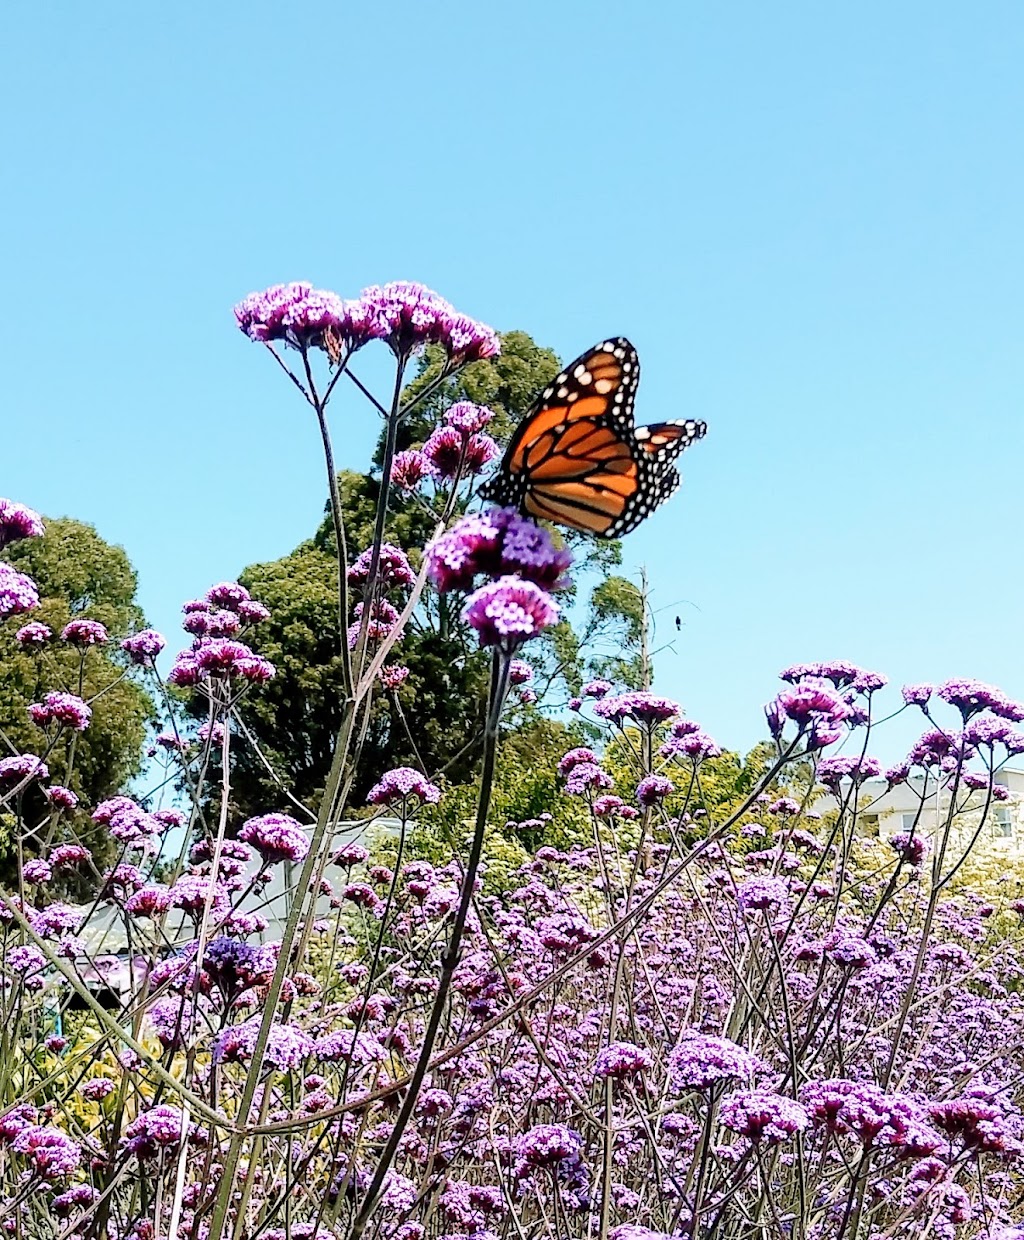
[853,767,1024,859]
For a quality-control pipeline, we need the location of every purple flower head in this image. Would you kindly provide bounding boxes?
[92,796,158,843]
[315,1029,387,1065]
[21,859,51,884]
[668,1035,766,1092]
[32,902,81,937]
[508,658,533,685]
[195,721,225,749]
[610,1230,678,1240]
[390,449,438,491]
[174,638,275,684]
[0,1104,37,1142]
[637,774,674,805]
[367,766,441,806]
[124,885,173,918]
[964,713,1024,752]
[767,797,800,816]
[347,598,400,649]
[936,678,1011,720]
[8,945,46,974]
[781,660,884,691]
[816,754,882,789]
[379,663,410,690]
[564,762,614,796]
[168,875,230,922]
[594,1041,652,1080]
[427,508,572,594]
[660,730,722,762]
[902,682,934,707]
[768,679,851,746]
[203,937,266,1000]
[884,760,911,787]
[122,1105,197,1160]
[908,728,975,769]
[237,599,270,625]
[49,843,88,868]
[240,813,310,864]
[184,608,242,639]
[445,401,495,434]
[61,619,107,647]
[234,281,384,355]
[853,669,888,692]
[166,650,199,685]
[358,281,499,364]
[205,581,251,611]
[348,544,415,592]
[583,679,613,699]
[28,692,91,732]
[120,629,166,664]
[0,499,44,550]
[887,831,928,866]
[0,562,40,618]
[0,753,49,788]
[12,1125,81,1181]
[720,1090,810,1143]
[960,769,990,790]
[513,1123,584,1177]
[929,1096,1021,1155]
[422,425,499,479]
[593,692,681,728]
[16,621,51,646]
[825,934,878,970]
[738,876,792,914]
[558,747,599,777]
[215,1017,313,1071]
[592,795,625,817]
[463,577,559,651]
[79,1079,115,1102]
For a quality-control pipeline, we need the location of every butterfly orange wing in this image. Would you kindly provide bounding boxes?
[479,339,705,537]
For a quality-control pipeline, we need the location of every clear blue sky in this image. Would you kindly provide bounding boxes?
[4,2,1023,759]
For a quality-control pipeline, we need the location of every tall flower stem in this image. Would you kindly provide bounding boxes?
[206,697,359,1240]
[209,355,410,1240]
[348,647,509,1240]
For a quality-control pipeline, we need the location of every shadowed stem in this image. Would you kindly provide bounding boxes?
[347,647,510,1240]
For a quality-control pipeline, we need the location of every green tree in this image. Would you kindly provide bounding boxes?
[0,518,154,880]
[228,331,651,820]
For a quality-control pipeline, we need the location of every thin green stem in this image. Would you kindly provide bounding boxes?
[347,648,509,1240]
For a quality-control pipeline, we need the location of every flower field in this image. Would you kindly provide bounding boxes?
[2,282,1023,1239]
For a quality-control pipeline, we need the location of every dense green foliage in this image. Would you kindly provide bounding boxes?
[0,518,153,877]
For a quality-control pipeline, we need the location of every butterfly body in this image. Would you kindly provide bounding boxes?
[479,338,706,537]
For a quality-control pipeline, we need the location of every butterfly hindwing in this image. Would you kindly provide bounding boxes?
[478,338,705,537]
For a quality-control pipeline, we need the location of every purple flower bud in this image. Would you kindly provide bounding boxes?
[28,693,91,732]
[60,619,108,647]
[0,562,39,618]
[15,622,51,647]
[239,813,310,864]
[0,499,44,550]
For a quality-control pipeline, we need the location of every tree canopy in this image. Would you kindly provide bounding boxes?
[0,518,154,877]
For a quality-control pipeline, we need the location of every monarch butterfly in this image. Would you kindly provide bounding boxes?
[478,338,706,537]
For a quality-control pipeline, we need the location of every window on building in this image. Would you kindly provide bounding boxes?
[993,807,1014,839]
[901,812,919,833]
